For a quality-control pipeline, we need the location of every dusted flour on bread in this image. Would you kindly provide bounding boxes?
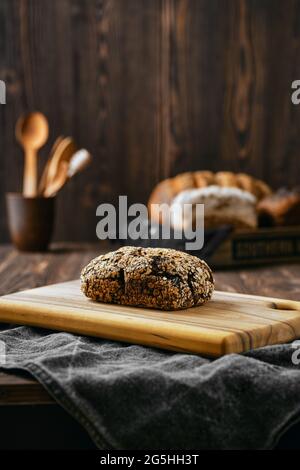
[171,185,258,230]
[81,246,214,311]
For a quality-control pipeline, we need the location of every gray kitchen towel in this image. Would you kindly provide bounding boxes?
[0,325,300,450]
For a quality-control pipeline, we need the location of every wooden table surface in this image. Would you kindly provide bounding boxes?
[0,243,300,406]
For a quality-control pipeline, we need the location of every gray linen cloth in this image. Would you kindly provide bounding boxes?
[0,325,300,450]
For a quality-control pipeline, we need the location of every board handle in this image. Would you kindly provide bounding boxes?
[270,300,300,312]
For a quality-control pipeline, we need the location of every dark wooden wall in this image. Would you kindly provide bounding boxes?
[1,0,300,242]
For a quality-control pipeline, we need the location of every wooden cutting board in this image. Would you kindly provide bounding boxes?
[0,280,300,357]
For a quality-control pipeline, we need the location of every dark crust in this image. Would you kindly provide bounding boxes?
[257,188,300,227]
[81,246,214,311]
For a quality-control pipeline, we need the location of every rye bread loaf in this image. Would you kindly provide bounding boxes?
[81,246,214,311]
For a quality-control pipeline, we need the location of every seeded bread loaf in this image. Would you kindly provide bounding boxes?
[81,246,214,311]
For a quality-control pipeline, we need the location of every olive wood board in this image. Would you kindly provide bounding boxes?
[0,280,300,357]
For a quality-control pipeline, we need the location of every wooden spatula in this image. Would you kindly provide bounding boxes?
[42,137,77,192]
[38,135,65,195]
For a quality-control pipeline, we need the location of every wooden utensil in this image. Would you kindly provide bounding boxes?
[43,137,77,190]
[0,280,300,357]
[67,149,92,177]
[15,112,49,197]
[43,149,92,197]
[43,161,69,197]
[38,135,65,195]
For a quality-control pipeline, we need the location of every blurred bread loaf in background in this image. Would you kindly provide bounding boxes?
[148,171,272,230]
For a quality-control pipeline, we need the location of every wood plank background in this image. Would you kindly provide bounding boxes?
[1,0,300,242]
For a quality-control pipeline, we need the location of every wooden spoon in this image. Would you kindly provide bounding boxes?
[44,149,92,197]
[16,112,49,197]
